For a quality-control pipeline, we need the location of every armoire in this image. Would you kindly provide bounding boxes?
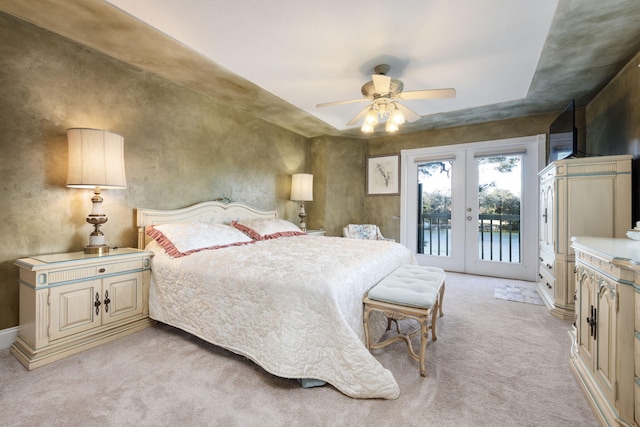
[537,154,632,320]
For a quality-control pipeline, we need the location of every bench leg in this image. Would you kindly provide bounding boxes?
[431,301,439,342]
[438,282,445,317]
[363,305,373,350]
[420,317,429,377]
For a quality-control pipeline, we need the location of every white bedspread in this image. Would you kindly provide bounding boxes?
[147,235,416,399]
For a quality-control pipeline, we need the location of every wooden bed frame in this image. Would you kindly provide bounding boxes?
[136,201,277,249]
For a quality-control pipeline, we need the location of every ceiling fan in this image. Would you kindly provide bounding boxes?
[316,64,456,133]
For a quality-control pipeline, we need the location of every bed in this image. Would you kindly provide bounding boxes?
[136,201,416,399]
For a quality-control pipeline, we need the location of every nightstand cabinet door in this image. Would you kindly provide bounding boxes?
[49,279,102,341]
[102,272,143,325]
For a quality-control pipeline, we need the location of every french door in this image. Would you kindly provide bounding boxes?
[400,135,544,281]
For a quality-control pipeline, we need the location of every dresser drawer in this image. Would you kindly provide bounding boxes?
[538,266,554,301]
[539,251,555,278]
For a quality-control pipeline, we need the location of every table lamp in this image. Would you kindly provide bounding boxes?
[66,128,127,254]
[290,173,313,232]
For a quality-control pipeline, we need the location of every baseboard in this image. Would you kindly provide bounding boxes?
[0,327,19,350]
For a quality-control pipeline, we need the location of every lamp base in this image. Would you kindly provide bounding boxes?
[298,201,307,232]
[84,244,109,255]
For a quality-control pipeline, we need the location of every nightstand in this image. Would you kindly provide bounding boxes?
[306,229,326,236]
[10,248,154,370]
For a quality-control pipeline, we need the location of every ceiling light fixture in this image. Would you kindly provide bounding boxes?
[318,64,456,135]
[360,100,405,134]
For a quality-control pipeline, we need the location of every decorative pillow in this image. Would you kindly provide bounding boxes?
[347,224,378,240]
[232,218,305,240]
[146,222,253,258]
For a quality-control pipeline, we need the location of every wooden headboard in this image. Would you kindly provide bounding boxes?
[136,201,278,249]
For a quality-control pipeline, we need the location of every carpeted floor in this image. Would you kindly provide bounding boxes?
[494,283,544,305]
[0,272,596,427]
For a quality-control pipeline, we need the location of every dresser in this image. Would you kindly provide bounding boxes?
[538,155,632,320]
[570,237,640,426]
[10,248,154,369]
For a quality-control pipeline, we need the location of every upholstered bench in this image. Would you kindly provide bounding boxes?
[363,265,445,377]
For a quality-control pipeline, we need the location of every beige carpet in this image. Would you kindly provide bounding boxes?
[0,272,596,427]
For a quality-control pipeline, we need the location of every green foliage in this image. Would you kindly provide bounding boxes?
[479,188,520,215]
[422,189,450,214]
[419,156,521,222]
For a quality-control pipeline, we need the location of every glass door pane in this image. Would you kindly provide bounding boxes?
[476,155,522,263]
[418,160,453,257]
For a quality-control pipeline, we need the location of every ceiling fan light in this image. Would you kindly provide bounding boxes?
[385,120,399,132]
[361,122,374,133]
[364,108,378,126]
[391,107,405,125]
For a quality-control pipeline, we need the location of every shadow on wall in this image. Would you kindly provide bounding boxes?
[587,95,629,157]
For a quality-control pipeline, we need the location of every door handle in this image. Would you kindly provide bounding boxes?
[467,216,472,221]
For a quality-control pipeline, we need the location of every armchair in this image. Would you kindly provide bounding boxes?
[343,224,394,242]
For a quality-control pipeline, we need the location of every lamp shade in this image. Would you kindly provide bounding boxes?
[291,173,313,201]
[66,128,127,189]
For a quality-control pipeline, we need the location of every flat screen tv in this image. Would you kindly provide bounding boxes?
[547,100,577,164]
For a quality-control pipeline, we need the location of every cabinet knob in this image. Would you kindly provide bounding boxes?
[94,292,102,315]
[104,290,110,313]
[98,268,106,273]
[586,305,597,339]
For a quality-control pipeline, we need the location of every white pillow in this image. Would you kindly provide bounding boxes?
[146,222,253,257]
[232,218,305,240]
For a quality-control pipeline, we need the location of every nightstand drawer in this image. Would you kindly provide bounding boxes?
[48,259,145,285]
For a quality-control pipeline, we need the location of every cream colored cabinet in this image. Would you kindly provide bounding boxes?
[10,248,154,370]
[570,237,639,426]
[537,155,632,320]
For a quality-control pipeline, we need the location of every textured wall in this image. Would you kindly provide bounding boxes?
[0,13,308,330]
[586,50,640,222]
[310,135,366,236]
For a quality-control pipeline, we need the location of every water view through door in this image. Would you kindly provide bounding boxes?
[401,136,543,281]
[418,155,522,262]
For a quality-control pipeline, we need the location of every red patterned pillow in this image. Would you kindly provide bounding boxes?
[146,222,253,258]
[232,219,305,240]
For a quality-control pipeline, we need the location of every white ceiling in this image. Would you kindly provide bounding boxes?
[105,0,558,131]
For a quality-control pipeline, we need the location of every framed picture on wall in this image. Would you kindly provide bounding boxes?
[367,153,400,196]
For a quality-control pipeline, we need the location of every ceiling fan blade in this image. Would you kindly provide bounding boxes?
[316,98,369,108]
[394,103,422,123]
[398,88,456,100]
[372,74,391,95]
[346,105,371,126]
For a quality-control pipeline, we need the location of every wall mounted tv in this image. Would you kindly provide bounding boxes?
[547,100,577,164]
